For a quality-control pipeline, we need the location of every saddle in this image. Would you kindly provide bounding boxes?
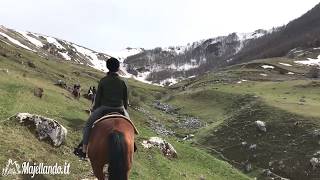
[93,112,139,135]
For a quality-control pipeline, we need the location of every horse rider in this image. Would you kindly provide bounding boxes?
[74,57,129,158]
[88,86,93,96]
[91,86,96,104]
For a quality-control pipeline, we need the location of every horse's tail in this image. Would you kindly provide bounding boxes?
[107,131,127,180]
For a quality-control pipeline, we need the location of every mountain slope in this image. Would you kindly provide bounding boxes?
[232,2,320,64]
[0,25,111,72]
[125,30,267,85]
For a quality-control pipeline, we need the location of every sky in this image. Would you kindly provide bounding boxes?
[0,0,319,52]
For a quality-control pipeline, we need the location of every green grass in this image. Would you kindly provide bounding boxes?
[210,80,320,118]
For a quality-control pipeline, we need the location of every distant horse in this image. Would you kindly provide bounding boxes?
[72,85,81,99]
[88,117,135,180]
[34,87,44,98]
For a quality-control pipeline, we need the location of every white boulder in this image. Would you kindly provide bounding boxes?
[141,137,177,158]
[16,113,67,146]
[255,120,267,132]
[310,157,320,169]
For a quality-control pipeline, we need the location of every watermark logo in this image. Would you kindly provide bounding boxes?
[2,159,70,178]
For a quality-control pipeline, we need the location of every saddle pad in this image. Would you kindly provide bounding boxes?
[93,113,139,135]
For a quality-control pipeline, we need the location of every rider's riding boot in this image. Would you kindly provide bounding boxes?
[134,142,137,152]
[73,141,86,158]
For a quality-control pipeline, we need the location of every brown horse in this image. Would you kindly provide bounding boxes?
[88,117,135,180]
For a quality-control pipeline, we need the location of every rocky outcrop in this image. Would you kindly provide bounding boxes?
[153,101,179,114]
[178,116,203,129]
[16,113,67,146]
[133,106,175,136]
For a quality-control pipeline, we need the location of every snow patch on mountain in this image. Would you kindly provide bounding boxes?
[72,44,108,72]
[178,63,199,71]
[0,32,34,51]
[59,52,71,60]
[261,65,274,69]
[279,62,292,67]
[135,71,152,84]
[45,36,65,50]
[295,55,320,66]
[18,31,43,47]
[163,46,187,54]
[236,30,266,52]
[237,31,265,41]
[160,77,178,86]
[107,48,143,61]
[107,48,146,78]
[167,63,195,71]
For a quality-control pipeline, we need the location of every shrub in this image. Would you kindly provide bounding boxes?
[307,66,319,78]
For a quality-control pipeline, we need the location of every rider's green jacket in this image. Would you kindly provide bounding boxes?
[93,72,128,110]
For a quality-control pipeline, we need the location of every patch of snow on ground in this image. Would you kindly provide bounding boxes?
[260,73,268,77]
[237,32,264,41]
[59,52,71,60]
[45,36,65,50]
[237,79,248,84]
[191,59,197,64]
[294,50,304,53]
[0,32,34,51]
[168,61,199,71]
[174,46,187,54]
[314,47,320,50]
[18,31,43,47]
[296,53,304,57]
[287,72,295,75]
[163,46,187,54]
[261,65,274,69]
[134,71,152,84]
[279,62,292,67]
[72,44,108,72]
[295,55,320,66]
[177,63,198,71]
[160,77,178,86]
[168,64,177,69]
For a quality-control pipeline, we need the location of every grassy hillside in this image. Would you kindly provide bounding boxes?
[0,42,249,179]
[167,57,320,179]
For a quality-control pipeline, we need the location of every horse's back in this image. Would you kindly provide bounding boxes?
[92,117,135,136]
[88,117,135,161]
